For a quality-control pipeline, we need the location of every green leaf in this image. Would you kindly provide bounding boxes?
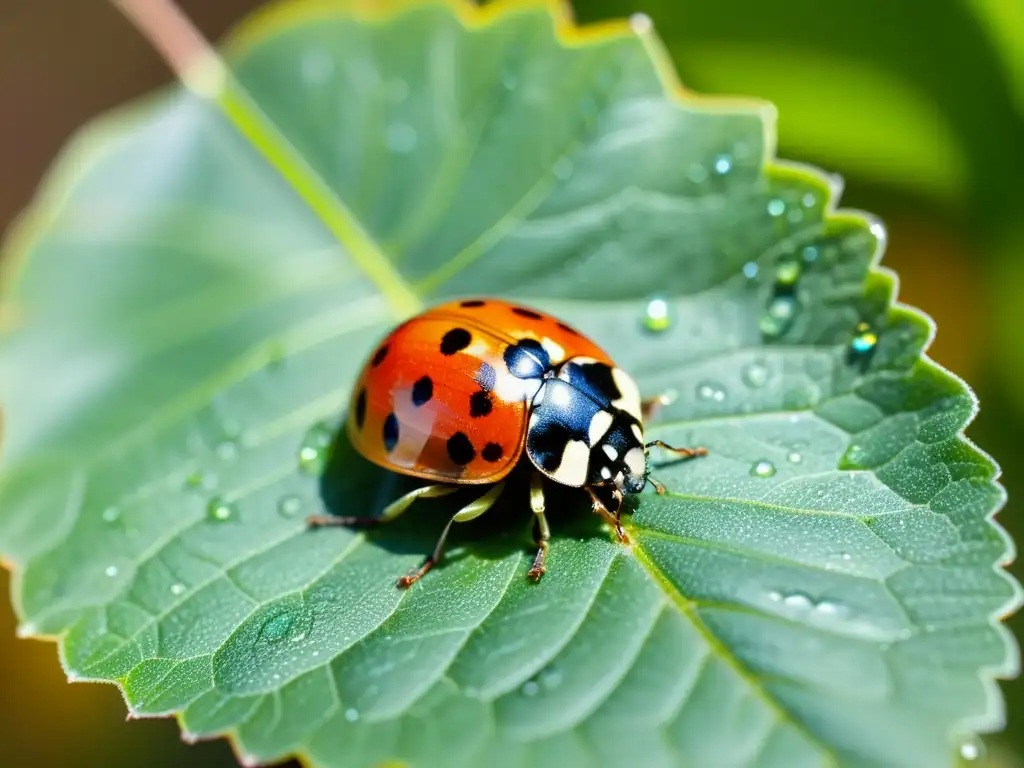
[0,2,1018,767]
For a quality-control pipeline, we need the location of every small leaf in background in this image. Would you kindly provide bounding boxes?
[0,2,1019,767]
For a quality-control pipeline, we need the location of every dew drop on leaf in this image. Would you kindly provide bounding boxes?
[801,192,817,208]
[851,322,879,355]
[298,422,334,475]
[696,381,726,402]
[786,451,803,464]
[642,296,671,332]
[278,495,304,518]
[760,295,799,337]
[687,164,707,184]
[105,565,119,577]
[101,506,121,523]
[775,258,801,286]
[206,496,236,523]
[538,667,563,690]
[261,612,294,642]
[170,583,186,596]
[959,736,984,761]
[713,154,732,174]
[751,460,776,478]
[767,198,786,217]
[521,680,540,697]
[345,708,360,723]
[801,245,819,263]
[741,360,769,388]
[553,157,573,181]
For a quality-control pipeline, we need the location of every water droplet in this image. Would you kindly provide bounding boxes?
[539,667,563,690]
[767,199,786,217]
[687,164,707,184]
[787,207,804,223]
[801,245,819,263]
[105,565,119,578]
[767,590,782,602]
[959,736,984,761]
[760,295,799,337]
[741,360,769,388]
[170,583,186,596]
[801,192,817,208]
[101,506,121,523]
[345,707,360,722]
[751,460,776,478]
[553,157,573,181]
[778,260,802,286]
[278,495,304,518]
[629,12,653,33]
[386,123,417,153]
[298,422,334,475]
[261,612,294,642]
[521,680,540,697]
[742,261,759,280]
[782,592,811,609]
[869,219,887,242]
[206,497,236,523]
[696,381,726,402]
[851,322,878,354]
[713,154,732,174]
[215,440,238,460]
[642,296,672,332]
[786,451,802,464]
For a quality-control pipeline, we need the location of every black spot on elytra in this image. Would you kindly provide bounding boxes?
[482,442,503,462]
[383,412,399,451]
[354,388,367,429]
[527,420,574,473]
[460,300,486,308]
[557,322,581,336]
[476,362,496,392]
[469,390,493,418]
[411,376,433,407]
[503,338,550,379]
[512,306,543,320]
[440,328,472,356]
[371,345,389,367]
[446,432,476,465]
[579,362,621,402]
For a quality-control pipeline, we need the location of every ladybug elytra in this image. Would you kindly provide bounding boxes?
[307,298,706,587]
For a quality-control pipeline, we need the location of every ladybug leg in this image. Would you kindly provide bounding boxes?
[647,476,668,495]
[644,439,707,460]
[397,481,506,589]
[527,473,550,582]
[587,485,628,544]
[306,484,458,529]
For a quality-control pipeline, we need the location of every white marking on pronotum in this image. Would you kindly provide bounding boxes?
[631,423,644,444]
[540,336,566,364]
[602,443,618,461]
[589,410,613,446]
[624,447,646,477]
[493,362,543,403]
[611,368,643,421]
[550,439,589,486]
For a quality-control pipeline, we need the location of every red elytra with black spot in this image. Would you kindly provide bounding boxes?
[347,298,613,484]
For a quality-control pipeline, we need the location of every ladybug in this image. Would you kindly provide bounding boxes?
[307,298,706,587]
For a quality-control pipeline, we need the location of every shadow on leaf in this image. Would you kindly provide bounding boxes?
[314,421,610,577]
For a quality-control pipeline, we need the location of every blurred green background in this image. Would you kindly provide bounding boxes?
[1,0,1022,766]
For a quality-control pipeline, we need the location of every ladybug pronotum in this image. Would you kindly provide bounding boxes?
[307,298,706,587]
